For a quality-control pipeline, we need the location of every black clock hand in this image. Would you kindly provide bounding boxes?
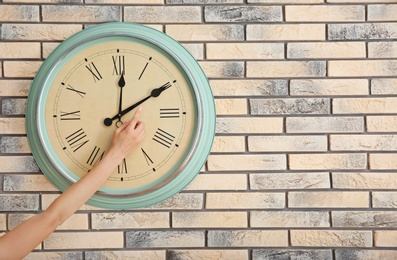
[116,73,125,127]
[104,82,171,126]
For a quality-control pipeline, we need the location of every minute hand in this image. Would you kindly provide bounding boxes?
[104,82,171,126]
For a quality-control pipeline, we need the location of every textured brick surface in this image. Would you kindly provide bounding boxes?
[1,0,397,257]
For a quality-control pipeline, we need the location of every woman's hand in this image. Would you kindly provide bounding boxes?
[107,107,145,164]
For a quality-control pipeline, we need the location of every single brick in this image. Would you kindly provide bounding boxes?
[247,24,325,41]
[329,61,397,77]
[333,211,397,228]
[251,211,330,228]
[368,4,397,21]
[286,5,364,22]
[173,212,247,228]
[4,61,42,78]
[216,117,283,134]
[370,154,397,170]
[367,116,397,132]
[373,192,397,208]
[86,251,165,260]
[287,117,364,133]
[210,79,288,96]
[27,252,83,260]
[331,134,397,151]
[126,231,205,248]
[87,0,162,3]
[205,6,282,22]
[208,230,288,247]
[291,230,372,247]
[290,153,367,170]
[372,79,397,94]
[166,24,244,41]
[250,98,330,115]
[248,135,327,152]
[215,99,247,115]
[334,98,397,114]
[211,136,245,153]
[125,6,201,23]
[0,194,39,211]
[375,231,397,247]
[2,98,26,115]
[250,172,330,190]
[0,137,30,153]
[329,0,395,2]
[167,0,242,3]
[247,61,326,78]
[328,23,397,40]
[0,5,39,22]
[91,212,169,229]
[4,174,56,192]
[4,0,82,2]
[144,193,203,210]
[0,43,40,59]
[291,79,368,96]
[185,173,247,190]
[44,232,123,249]
[369,42,397,58]
[1,24,82,41]
[9,213,88,230]
[335,250,397,260]
[333,172,397,189]
[288,42,366,59]
[208,154,286,171]
[0,156,39,172]
[0,80,31,96]
[201,61,244,78]
[289,191,369,208]
[207,43,284,60]
[206,192,285,209]
[167,250,247,260]
[0,214,6,231]
[253,250,332,260]
[43,5,120,22]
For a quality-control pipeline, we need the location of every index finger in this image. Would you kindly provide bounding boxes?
[130,107,142,127]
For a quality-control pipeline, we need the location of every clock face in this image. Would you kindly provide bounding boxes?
[42,36,197,194]
[27,23,215,209]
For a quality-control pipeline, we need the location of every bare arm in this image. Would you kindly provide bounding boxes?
[0,108,144,260]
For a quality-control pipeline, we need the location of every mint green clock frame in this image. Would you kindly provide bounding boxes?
[26,22,215,209]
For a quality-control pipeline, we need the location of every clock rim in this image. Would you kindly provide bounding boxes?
[26,22,216,209]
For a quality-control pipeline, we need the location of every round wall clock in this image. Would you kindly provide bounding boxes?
[26,22,215,209]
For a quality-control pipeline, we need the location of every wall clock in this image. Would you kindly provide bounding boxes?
[26,22,215,209]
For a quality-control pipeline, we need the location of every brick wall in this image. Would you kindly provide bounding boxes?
[1,0,397,259]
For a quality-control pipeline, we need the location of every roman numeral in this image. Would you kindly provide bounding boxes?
[160,108,180,119]
[85,62,102,82]
[112,55,125,75]
[66,84,86,98]
[153,128,175,149]
[141,148,153,166]
[139,57,152,80]
[118,158,128,174]
[65,128,89,152]
[86,146,104,166]
[60,110,80,120]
